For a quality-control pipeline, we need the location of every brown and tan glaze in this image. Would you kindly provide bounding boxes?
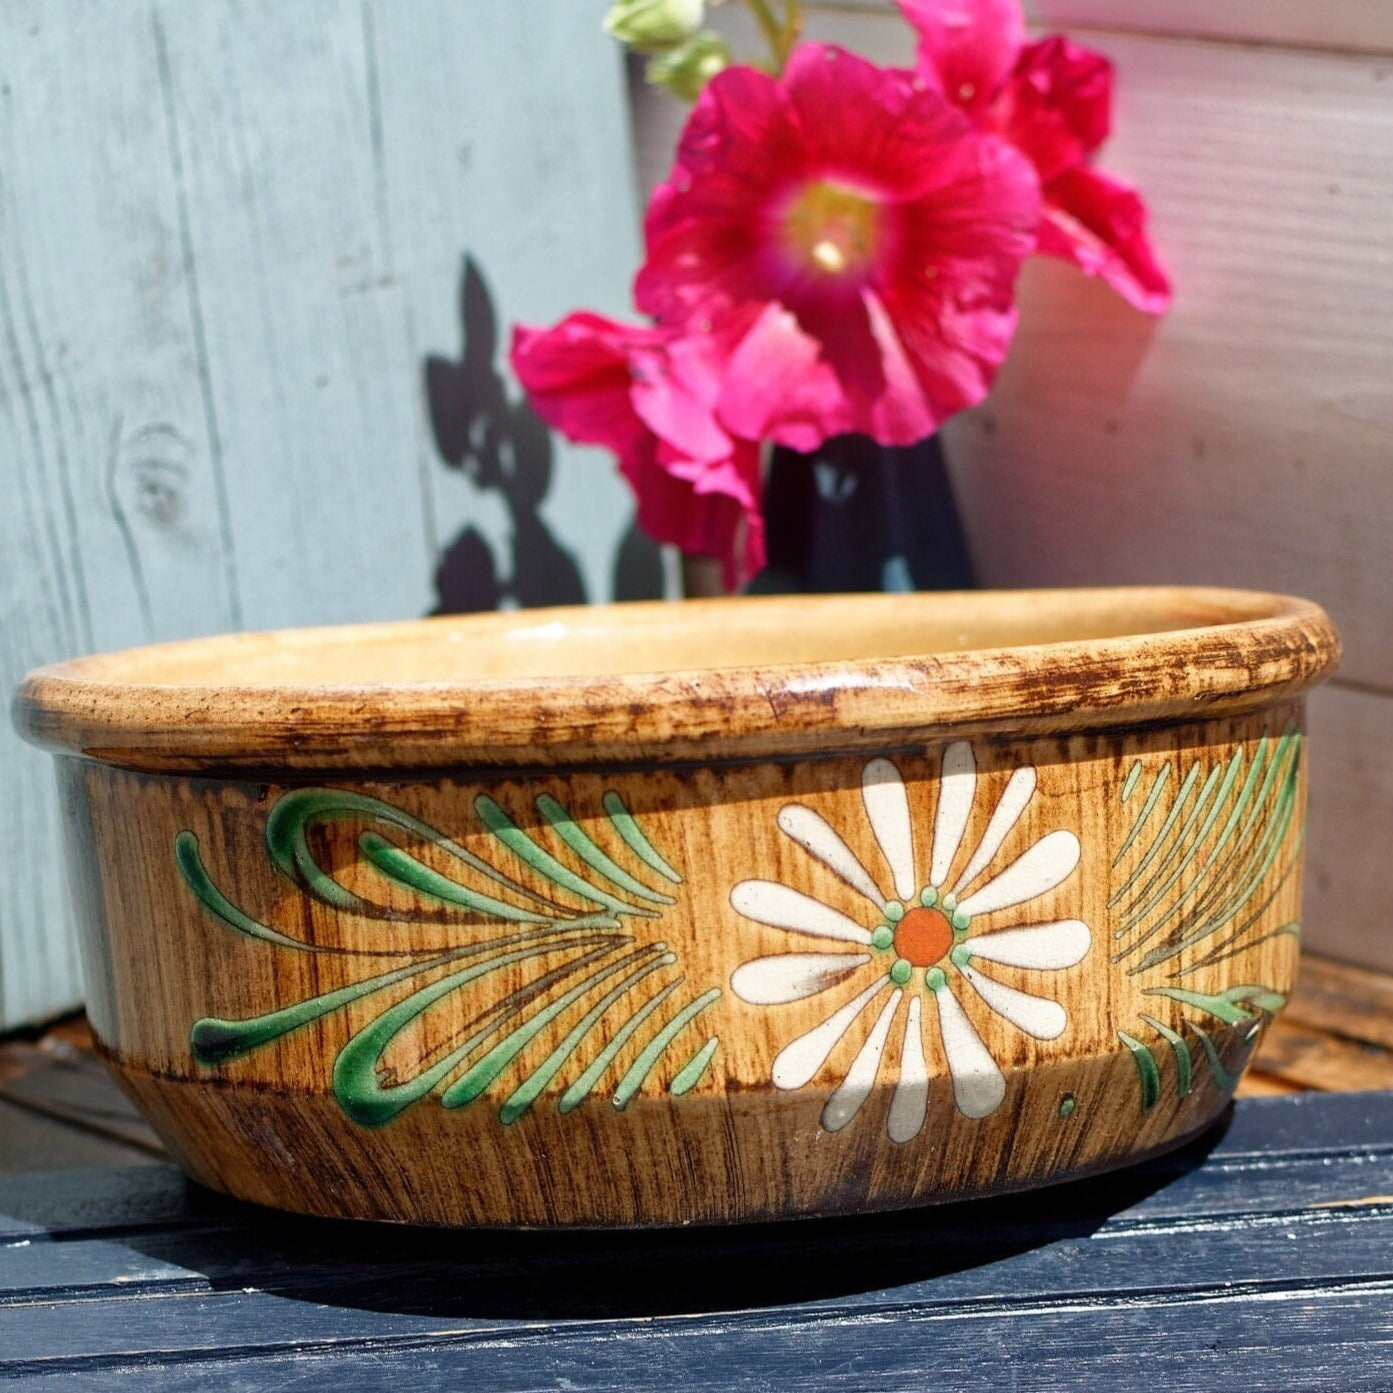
[14,589,1339,1227]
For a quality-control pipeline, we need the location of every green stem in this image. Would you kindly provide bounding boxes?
[744,0,802,74]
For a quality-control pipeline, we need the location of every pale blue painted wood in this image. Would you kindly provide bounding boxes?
[0,1,239,1028]
[369,2,645,607]
[0,1,645,1026]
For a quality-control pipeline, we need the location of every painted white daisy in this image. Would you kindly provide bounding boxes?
[729,744,1090,1140]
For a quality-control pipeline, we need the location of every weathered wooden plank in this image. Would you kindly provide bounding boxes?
[1305,685,1393,970]
[1280,956,1393,1053]
[0,1101,160,1181]
[6,1199,1393,1366]
[4,1141,1392,1315]
[815,0,1393,56]
[4,1094,1393,1374]
[0,0,650,1028]
[37,1289,1393,1393]
[0,1240,200,1305]
[2,1095,1391,1386]
[1237,1070,1304,1097]
[3,1092,1386,1242]
[0,5,243,648]
[149,0,437,629]
[0,1,240,1027]
[368,2,649,611]
[0,1167,216,1246]
[0,1040,164,1157]
[1194,1088,1393,1156]
[7,1251,1393,1389]
[1249,1020,1393,1094]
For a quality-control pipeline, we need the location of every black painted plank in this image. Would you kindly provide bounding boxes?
[0,1239,199,1304]
[6,1128,1393,1310]
[6,1204,1393,1365]
[0,1166,223,1244]
[5,1152,1393,1316]
[0,1099,158,1178]
[7,1285,1393,1393]
[1208,1087,1393,1158]
[0,1141,1384,1301]
[2,1091,1393,1390]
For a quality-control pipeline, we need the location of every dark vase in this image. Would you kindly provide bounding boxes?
[746,432,976,595]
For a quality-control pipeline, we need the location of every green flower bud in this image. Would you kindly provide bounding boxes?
[645,30,730,101]
[604,0,705,52]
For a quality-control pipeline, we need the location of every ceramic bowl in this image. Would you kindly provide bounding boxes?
[14,587,1338,1227]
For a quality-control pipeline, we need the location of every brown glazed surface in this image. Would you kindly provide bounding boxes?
[15,590,1340,1226]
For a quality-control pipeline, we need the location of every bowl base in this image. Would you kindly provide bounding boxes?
[103,1041,1247,1229]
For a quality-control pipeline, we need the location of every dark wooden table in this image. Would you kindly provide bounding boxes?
[3,1089,1393,1390]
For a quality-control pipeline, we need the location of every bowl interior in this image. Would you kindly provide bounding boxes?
[46,588,1294,688]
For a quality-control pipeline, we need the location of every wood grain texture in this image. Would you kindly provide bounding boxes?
[0,2,228,1031]
[1247,1020,1393,1094]
[816,0,1393,56]
[0,1,645,1027]
[1304,683,1393,968]
[1277,954,1393,1054]
[1241,955,1393,1096]
[3,945,1385,1175]
[15,593,1333,1225]
[4,1090,1393,1389]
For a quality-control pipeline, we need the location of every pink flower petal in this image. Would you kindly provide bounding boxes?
[779,45,976,200]
[509,314,766,588]
[637,45,1041,449]
[898,0,1025,112]
[715,303,855,451]
[994,37,1113,183]
[637,64,801,326]
[510,313,657,461]
[873,134,1040,433]
[1039,166,1173,314]
[900,14,1168,318]
[641,437,766,590]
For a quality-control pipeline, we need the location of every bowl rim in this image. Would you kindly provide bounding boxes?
[12,586,1340,774]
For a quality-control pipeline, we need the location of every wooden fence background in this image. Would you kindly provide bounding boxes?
[0,1,653,1028]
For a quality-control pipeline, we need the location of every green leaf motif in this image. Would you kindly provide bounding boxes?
[179,788,720,1127]
[1111,727,1300,1113]
[1111,729,1304,975]
[1144,984,1288,1026]
[1118,1031,1161,1112]
[1138,1013,1193,1099]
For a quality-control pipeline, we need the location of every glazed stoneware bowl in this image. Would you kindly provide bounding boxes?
[15,587,1338,1228]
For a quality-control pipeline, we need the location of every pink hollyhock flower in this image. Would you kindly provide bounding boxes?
[901,0,1171,313]
[634,43,1041,452]
[510,312,764,589]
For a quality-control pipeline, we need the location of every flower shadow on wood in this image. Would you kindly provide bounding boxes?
[425,256,661,614]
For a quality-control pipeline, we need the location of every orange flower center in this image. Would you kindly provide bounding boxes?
[781,180,882,278]
[892,906,955,968]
